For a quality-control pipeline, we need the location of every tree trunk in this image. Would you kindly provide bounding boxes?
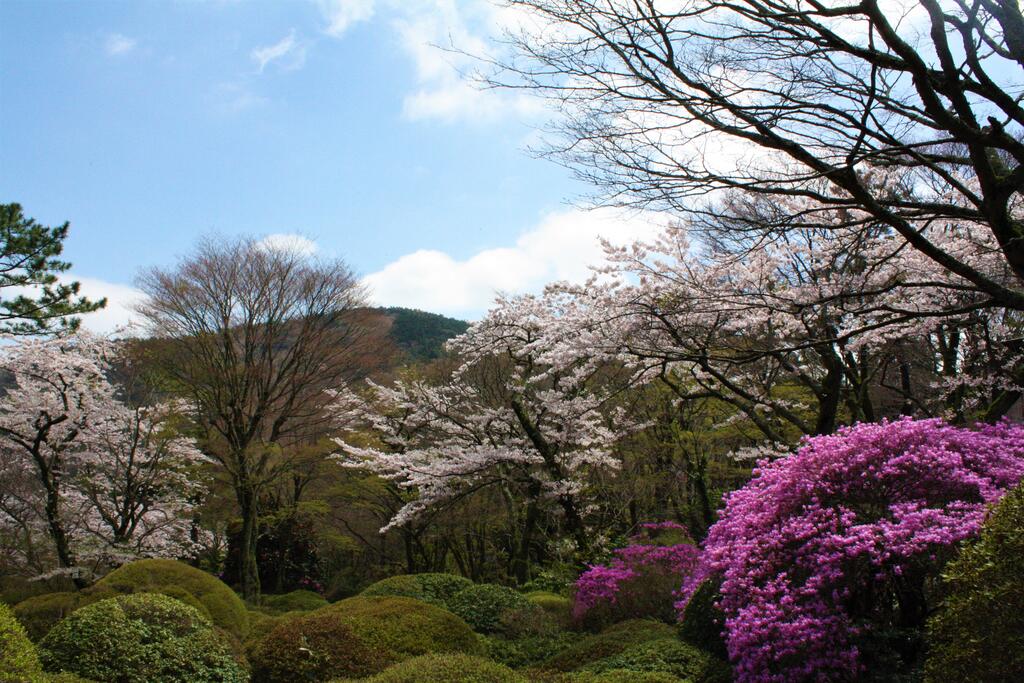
[512,482,542,585]
[236,483,260,601]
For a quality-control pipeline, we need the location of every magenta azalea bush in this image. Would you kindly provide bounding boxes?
[677,417,1024,682]
[574,523,700,629]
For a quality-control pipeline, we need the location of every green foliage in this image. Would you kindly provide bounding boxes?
[0,601,43,682]
[925,482,1024,682]
[485,631,578,669]
[96,559,249,639]
[447,583,539,634]
[322,595,483,659]
[539,620,676,673]
[342,653,527,683]
[360,573,473,609]
[549,671,684,683]
[381,307,469,361]
[13,590,114,642]
[0,203,105,335]
[582,637,731,683]
[248,611,390,682]
[260,589,328,614]
[677,578,728,659]
[527,591,573,628]
[38,594,246,683]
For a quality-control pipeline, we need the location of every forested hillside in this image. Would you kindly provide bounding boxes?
[375,307,469,361]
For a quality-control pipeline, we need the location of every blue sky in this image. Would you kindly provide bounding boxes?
[1,0,663,330]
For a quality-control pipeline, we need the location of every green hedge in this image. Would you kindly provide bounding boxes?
[582,637,731,683]
[539,620,676,673]
[447,583,539,634]
[259,589,329,614]
[337,653,527,683]
[95,559,248,639]
[38,594,246,683]
[360,573,473,608]
[1,601,43,683]
[925,482,1024,682]
[321,595,483,659]
[248,611,390,682]
[526,591,573,629]
[677,578,728,660]
[13,590,115,643]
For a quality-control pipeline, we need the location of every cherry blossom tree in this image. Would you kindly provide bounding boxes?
[0,334,206,581]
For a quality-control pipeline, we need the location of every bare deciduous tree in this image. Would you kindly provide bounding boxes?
[136,237,373,599]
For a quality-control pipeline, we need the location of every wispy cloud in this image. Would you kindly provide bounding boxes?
[317,0,376,38]
[251,29,306,73]
[105,33,137,56]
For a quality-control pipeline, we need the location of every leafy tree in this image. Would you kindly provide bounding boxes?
[0,204,104,335]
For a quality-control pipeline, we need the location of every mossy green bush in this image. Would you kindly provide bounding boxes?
[360,573,473,608]
[1,601,43,682]
[527,591,573,628]
[539,620,675,673]
[582,637,731,683]
[322,595,483,659]
[485,631,578,669]
[260,589,328,614]
[248,611,389,682]
[677,578,728,660]
[446,583,539,634]
[245,608,304,643]
[549,671,683,682]
[95,559,248,639]
[925,482,1024,682]
[13,590,115,642]
[339,653,527,683]
[38,593,246,683]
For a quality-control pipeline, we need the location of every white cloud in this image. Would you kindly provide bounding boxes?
[251,29,307,73]
[363,207,666,318]
[317,0,376,37]
[65,276,147,336]
[105,33,137,56]
[257,233,320,257]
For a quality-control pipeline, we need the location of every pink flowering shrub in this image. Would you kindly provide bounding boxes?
[677,418,1024,682]
[574,524,700,630]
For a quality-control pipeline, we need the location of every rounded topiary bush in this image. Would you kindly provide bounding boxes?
[539,620,675,673]
[360,573,473,609]
[260,589,328,614]
[95,559,248,639]
[38,593,246,683]
[13,590,113,642]
[447,583,538,634]
[350,653,527,683]
[925,482,1024,682]
[248,611,390,683]
[582,637,730,683]
[323,595,482,659]
[677,579,727,660]
[1,601,43,683]
[526,591,572,628]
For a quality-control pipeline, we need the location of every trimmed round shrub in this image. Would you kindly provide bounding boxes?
[447,583,538,634]
[323,595,483,658]
[681,418,1024,682]
[677,579,727,660]
[551,671,684,683]
[925,481,1024,682]
[360,573,473,608]
[1,601,43,683]
[539,620,675,673]
[245,608,304,643]
[96,559,248,639]
[13,590,114,642]
[485,631,577,669]
[348,653,527,683]
[582,637,731,683]
[38,593,246,683]
[249,611,390,682]
[260,589,328,614]
[527,591,572,628]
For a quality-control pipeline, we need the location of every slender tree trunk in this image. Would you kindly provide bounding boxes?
[512,482,542,585]
[43,479,86,589]
[235,482,260,601]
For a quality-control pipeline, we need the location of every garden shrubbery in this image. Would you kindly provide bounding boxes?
[248,611,389,682]
[337,653,527,683]
[539,619,675,673]
[1,601,43,682]
[38,593,246,683]
[360,573,473,609]
[676,578,727,660]
[580,637,730,683]
[259,589,328,614]
[95,559,249,639]
[925,481,1024,682]
[13,590,113,642]
[447,582,541,634]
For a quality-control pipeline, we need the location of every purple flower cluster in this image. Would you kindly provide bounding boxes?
[677,417,1024,682]
[574,539,700,625]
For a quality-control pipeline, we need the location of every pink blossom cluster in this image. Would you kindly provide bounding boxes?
[677,418,1024,682]
[574,539,700,623]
